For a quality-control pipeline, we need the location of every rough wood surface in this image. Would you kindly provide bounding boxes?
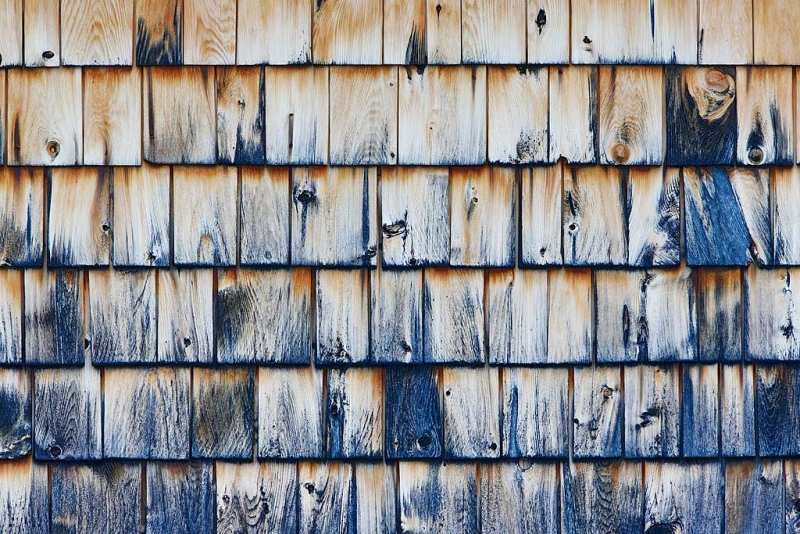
[135,0,183,65]
[298,462,355,534]
[699,0,752,64]
[644,462,723,534]
[547,269,593,364]
[481,462,559,534]
[487,269,548,364]
[312,0,382,64]
[24,269,84,366]
[423,269,485,364]
[624,364,680,458]
[682,364,719,457]
[240,167,289,265]
[146,462,214,533]
[573,366,622,458]
[0,0,22,67]
[0,271,23,365]
[627,167,681,267]
[83,67,142,165]
[736,67,793,165]
[721,363,755,457]
[0,168,44,267]
[520,164,562,266]
[427,0,461,64]
[157,269,214,363]
[442,367,500,459]
[183,0,235,65]
[385,366,442,459]
[237,0,310,64]
[317,269,370,364]
[744,267,800,361]
[785,460,800,533]
[697,268,742,361]
[216,66,265,165]
[0,458,48,533]
[383,0,426,64]
[399,462,477,533]
[562,461,643,533]
[756,364,800,456]
[371,268,423,364]
[754,0,800,64]
[355,463,396,533]
[549,66,596,163]
[461,0,526,64]
[0,369,30,459]
[775,166,800,264]
[23,0,60,67]
[488,66,548,164]
[61,0,134,65]
[192,367,253,459]
[725,460,783,534]
[327,368,383,459]
[527,0,569,63]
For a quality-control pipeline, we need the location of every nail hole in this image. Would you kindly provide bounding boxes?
[49,444,62,458]
[408,257,418,266]
[748,147,764,164]
[46,141,60,158]
[416,433,432,449]
[42,50,54,59]
[330,403,339,416]
[583,36,592,44]
[304,483,315,494]
[100,223,110,232]
[183,337,192,347]
[568,223,577,231]
[488,442,497,451]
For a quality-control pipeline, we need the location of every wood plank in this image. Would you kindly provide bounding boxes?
[113,163,170,267]
[627,167,680,267]
[561,461,643,533]
[744,267,800,361]
[527,0,569,63]
[312,0,382,64]
[183,0,235,64]
[757,364,800,456]
[0,168,44,267]
[666,67,737,166]
[291,166,376,267]
[399,462,477,533]
[684,167,771,266]
[385,366,442,459]
[725,460,783,534]
[24,0,60,67]
[721,363,755,457]
[481,462,559,534]
[0,271,22,365]
[258,367,323,459]
[0,369,30,459]
[442,367,499,459]
[236,0,311,65]
[216,67,265,165]
[573,366,622,458]
[754,0,800,64]
[502,367,568,458]
[548,269,592,364]
[83,67,141,165]
[697,268,742,361]
[88,269,156,364]
[157,269,213,363]
[7,68,82,165]
[520,164,562,266]
[487,269,548,364]
[355,463,396,533]
[383,0,426,64]
[624,364,680,458]
[264,66,328,164]
[191,368,253,460]
[371,268,423,363]
[298,462,355,534]
[785,460,800,533]
[104,367,190,459]
[682,364,720,457]
[424,269,485,364]
[216,268,311,364]
[330,66,398,165]
[461,0,525,63]
[775,166,800,264]
[146,462,214,534]
[643,462,723,534]
[0,458,48,533]
[33,366,101,460]
[173,165,237,266]
[317,270,369,364]
[399,66,487,165]
[327,368,383,459]
[0,1,22,67]
[216,462,297,534]
[488,66,548,164]
[450,166,515,267]
[699,0,752,64]
[595,268,697,363]
[564,166,627,266]
[548,66,596,163]
[135,0,183,65]
[61,0,134,65]
[240,166,288,265]
[427,0,461,64]
[24,269,84,366]
[736,67,793,165]
[144,66,216,163]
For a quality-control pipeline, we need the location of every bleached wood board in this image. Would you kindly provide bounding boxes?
[83,67,142,165]
[488,66,548,164]
[216,67,265,165]
[754,0,800,64]
[326,368,383,459]
[461,0,526,64]
[561,461,643,532]
[24,0,60,67]
[316,269,370,364]
[61,0,134,65]
[427,0,461,64]
[236,0,311,65]
[0,271,23,365]
[0,369,30,459]
[24,269,84,366]
[682,364,720,457]
[442,367,500,459]
[135,0,183,65]
[697,268,742,361]
[736,66,793,165]
[183,0,235,65]
[624,364,680,458]
[399,462,477,533]
[191,367,254,459]
[216,462,296,533]
[527,0,569,64]
[240,166,289,265]
[157,269,214,363]
[487,269,548,364]
[370,268,423,363]
[725,460,783,533]
[355,463,396,532]
[0,168,44,267]
[643,462,723,534]
[0,458,48,532]
[549,66,597,163]
[547,269,592,364]
[298,462,355,534]
[520,164,562,266]
[573,366,622,458]
[383,0,426,64]
[423,269,485,364]
[0,1,22,67]
[721,363,755,457]
[481,462,559,534]
[627,167,681,267]
[312,0,382,64]
[744,267,800,361]
[775,166,800,264]
[699,0,752,64]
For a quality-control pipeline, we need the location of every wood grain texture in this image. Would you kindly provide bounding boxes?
[258,367,323,459]
[51,463,141,533]
[563,166,627,266]
[33,366,101,460]
[736,67,793,165]
[237,0,310,64]
[461,0,525,63]
[548,269,593,364]
[317,269,370,364]
[217,269,311,364]
[312,0,382,64]
[561,461,643,533]
[573,366,622,458]
[240,166,289,265]
[0,168,44,267]
[699,0,752,64]
[298,462,355,534]
[527,0,569,63]
[399,66,487,165]
[481,462,559,534]
[595,268,697,363]
[192,367,253,459]
[627,167,680,267]
[7,67,82,166]
[327,368,383,459]
[643,462,723,534]
[83,67,142,165]
[216,66,265,165]
[785,460,800,533]
[173,165,237,266]
[721,363,755,457]
[549,66,596,163]
[385,366,442,459]
[682,364,720,457]
[135,0,182,65]
[355,463,396,533]
[744,267,800,361]
[144,67,216,163]
[146,462,214,534]
[520,164,562,266]
[450,166,515,267]
[399,462,477,533]
[104,367,190,459]
[754,0,800,64]
[370,268,423,363]
[24,269,84,366]
[697,268,742,361]
[775,166,800,264]
[216,462,297,534]
[488,66,548,164]
[442,367,500,459]
[0,271,22,365]
[24,0,60,67]
[487,269,548,364]
[330,66,398,165]
[113,163,170,267]
[383,0,426,64]
[61,0,134,65]
[88,269,156,363]
[0,0,22,67]
[291,166,377,267]
[183,0,235,64]
[725,460,783,534]
[0,458,48,533]
[427,0,461,64]
[666,67,737,166]
[424,269,485,364]
[264,67,328,164]
[0,369,30,459]
[157,269,213,363]
[502,367,568,458]
[757,364,800,456]
[624,364,680,458]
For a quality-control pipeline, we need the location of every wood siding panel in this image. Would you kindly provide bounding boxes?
[481,462,559,534]
[316,269,370,364]
[24,0,60,67]
[527,0,569,64]
[0,369,31,459]
[61,0,134,65]
[83,67,142,165]
[744,267,800,361]
[643,462,723,534]
[385,366,442,459]
[312,0,382,64]
[736,67,793,165]
[326,368,383,459]
[216,67,265,165]
[191,367,254,460]
[135,0,183,65]
[216,462,297,533]
[624,364,680,458]
[442,367,500,459]
[0,1,22,67]
[399,462,478,534]
[699,0,752,64]
[183,0,236,65]
[549,66,597,163]
[487,269,548,365]
[461,0,526,64]
[547,269,593,364]
[370,268,424,364]
[488,66,548,164]
[627,167,681,267]
[423,269,485,364]
[721,363,756,457]
[697,268,743,361]
[520,164,562,266]
[0,168,44,267]
[0,458,48,533]
[147,462,214,533]
[24,269,84,366]
[240,166,289,265]
[157,269,214,363]
[0,270,23,365]
[237,0,311,65]
[573,366,622,458]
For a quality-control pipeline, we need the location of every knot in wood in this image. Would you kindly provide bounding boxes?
[611,142,630,164]
[42,50,55,60]
[382,220,406,238]
[602,386,614,399]
[748,146,764,164]
[416,433,432,450]
[49,444,62,458]
[46,140,60,159]
[295,189,315,203]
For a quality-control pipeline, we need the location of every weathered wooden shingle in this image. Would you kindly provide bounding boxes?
[135,0,183,65]
[548,66,597,163]
[527,0,569,64]
[754,0,800,64]
[443,367,500,459]
[488,66,548,164]
[624,364,680,458]
[83,67,142,165]
[0,168,44,267]
[385,366,442,459]
[627,167,681,267]
[399,462,477,533]
[157,269,214,363]
[774,166,800,264]
[240,166,289,265]
[183,0,235,65]
[237,0,310,65]
[0,458,48,533]
[461,0,526,64]
[682,364,720,457]
[317,269,370,364]
[0,270,23,365]
[562,461,643,533]
[216,67,265,165]
[697,268,743,361]
[756,364,800,456]
[147,462,214,534]
[721,363,755,457]
[216,462,297,533]
[370,268,424,363]
[0,369,30,459]
[355,463,396,532]
[725,460,783,533]
[23,0,60,67]
[744,267,800,361]
[573,366,622,458]
[298,462,356,534]
[427,0,461,64]
[61,0,134,66]
[326,368,383,459]
[643,462,723,534]
[520,164,562,266]
[699,0,752,65]
[191,368,254,459]
[312,0,382,64]
[481,462,560,534]
[487,269,548,364]
[736,67,793,165]
[0,1,22,68]
[24,269,84,366]
[423,269,485,364]
[547,269,593,364]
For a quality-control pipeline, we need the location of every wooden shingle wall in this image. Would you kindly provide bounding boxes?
[3,1,800,532]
